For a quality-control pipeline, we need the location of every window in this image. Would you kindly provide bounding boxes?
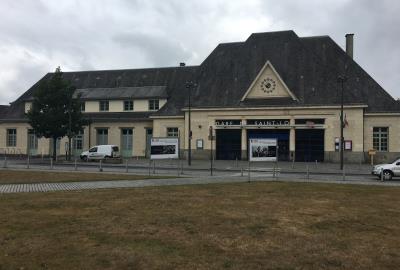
[7,129,17,147]
[373,127,388,151]
[80,102,85,112]
[99,100,109,111]
[97,129,108,145]
[124,100,134,111]
[149,99,159,111]
[167,127,179,137]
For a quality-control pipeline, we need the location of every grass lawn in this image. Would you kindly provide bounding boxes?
[0,169,172,184]
[1,182,400,269]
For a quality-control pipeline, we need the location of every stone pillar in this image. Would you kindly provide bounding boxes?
[241,128,247,160]
[289,120,295,161]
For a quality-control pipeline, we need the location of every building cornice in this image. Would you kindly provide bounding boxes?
[364,112,400,116]
[182,104,368,112]
[149,115,185,119]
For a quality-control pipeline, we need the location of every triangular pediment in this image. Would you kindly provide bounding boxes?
[241,61,298,101]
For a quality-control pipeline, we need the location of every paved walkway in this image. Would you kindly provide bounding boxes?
[1,174,399,194]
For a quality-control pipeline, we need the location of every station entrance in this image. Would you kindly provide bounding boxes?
[247,129,290,161]
[215,129,242,160]
[295,129,324,162]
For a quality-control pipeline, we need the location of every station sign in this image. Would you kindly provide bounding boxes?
[215,119,242,127]
[246,119,290,127]
[150,137,179,159]
[249,138,278,162]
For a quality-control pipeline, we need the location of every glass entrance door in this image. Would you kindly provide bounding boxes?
[121,128,133,158]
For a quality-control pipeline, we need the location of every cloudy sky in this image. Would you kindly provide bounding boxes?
[0,0,399,104]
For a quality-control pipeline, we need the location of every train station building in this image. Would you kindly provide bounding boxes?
[0,30,399,163]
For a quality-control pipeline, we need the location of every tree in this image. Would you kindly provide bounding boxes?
[27,67,86,160]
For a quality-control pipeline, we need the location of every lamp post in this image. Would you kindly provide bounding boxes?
[186,81,197,166]
[337,75,347,170]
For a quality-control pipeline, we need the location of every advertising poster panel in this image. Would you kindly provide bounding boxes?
[150,137,179,159]
[249,138,278,161]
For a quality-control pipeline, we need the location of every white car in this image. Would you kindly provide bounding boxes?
[371,158,400,180]
[80,145,120,161]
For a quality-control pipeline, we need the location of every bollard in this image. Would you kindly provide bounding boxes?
[99,159,103,172]
[241,167,244,177]
[291,158,295,169]
[381,170,384,182]
[235,157,238,168]
[152,160,156,174]
[50,158,53,170]
[3,155,7,168]
[177,159,180,176]
[306,165,309,180]
[342,167,346,181]
[74,158,77,171]
[125,159,129,173]
[27,155,30,169]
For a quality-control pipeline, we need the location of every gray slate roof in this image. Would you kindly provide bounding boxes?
[2,30,399,123]
[187,30,399,112]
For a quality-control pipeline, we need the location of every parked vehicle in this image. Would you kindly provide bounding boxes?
[371,158,400,180]
[80,145,120,161]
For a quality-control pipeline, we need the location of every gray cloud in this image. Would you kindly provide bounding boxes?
[0,0,399,104]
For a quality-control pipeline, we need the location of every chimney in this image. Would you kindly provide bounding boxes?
[179,62,186,67]
[345,33,354,59]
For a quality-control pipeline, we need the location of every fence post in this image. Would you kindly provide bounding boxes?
[342,167,346,181]
[273,163,276,179]
[241,167,243,177]
[74,158,77,171]
[380,170,384,182]
[181,160,184,175]
[27,155,30,169]
[50,158,53,170]
[99,159,103,172]
[125,159,129,173]
[148,160,151,176]
[152,160,156,174]
[248,160,251,182]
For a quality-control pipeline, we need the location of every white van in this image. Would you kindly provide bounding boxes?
[80,145,120,161]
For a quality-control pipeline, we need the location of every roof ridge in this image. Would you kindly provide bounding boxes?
[59,65,199,74]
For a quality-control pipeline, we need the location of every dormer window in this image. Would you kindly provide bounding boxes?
[99,100,109,111]
[149,99,159,111]
[124,100,134,111]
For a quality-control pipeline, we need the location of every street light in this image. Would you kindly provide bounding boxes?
[337,75,347,170]
[186,81,197,166]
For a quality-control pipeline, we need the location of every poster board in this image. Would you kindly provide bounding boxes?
[249,138,278,162]
[150,137,179,159]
